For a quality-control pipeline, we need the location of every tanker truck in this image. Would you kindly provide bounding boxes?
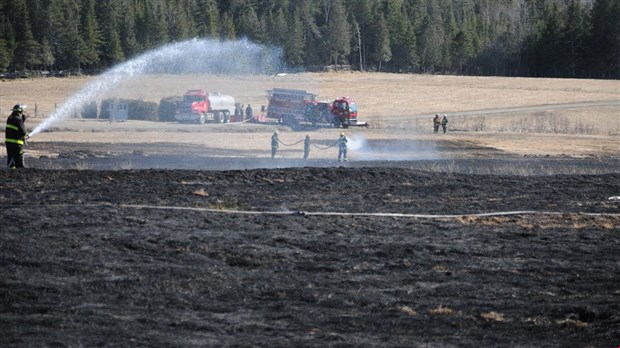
[265,88,367,129]
[175,89,236,124]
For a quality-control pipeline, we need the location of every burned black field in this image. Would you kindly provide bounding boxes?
[1,167,619,347]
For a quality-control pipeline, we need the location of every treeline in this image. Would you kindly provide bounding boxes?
[1,0,618,78]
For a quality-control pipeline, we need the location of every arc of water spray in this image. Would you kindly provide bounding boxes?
[29,38,283,138]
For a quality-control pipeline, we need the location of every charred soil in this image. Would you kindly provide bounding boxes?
[1,167,619,347]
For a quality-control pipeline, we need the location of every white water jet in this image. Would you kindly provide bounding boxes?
[29,38,283,137]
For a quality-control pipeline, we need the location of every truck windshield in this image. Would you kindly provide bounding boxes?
[349,103,357,112]
[184,95,204,103]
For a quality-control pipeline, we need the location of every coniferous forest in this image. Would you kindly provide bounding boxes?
[0,0,618,78]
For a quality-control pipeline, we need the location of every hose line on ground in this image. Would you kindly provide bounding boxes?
[2,203,618,219]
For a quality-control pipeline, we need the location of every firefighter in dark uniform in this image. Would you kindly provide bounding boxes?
[433,114,441,133]
[338,132,348,162]
[303,134,310,160]
[245,104,253,121]
[5,104,29,169]
[271,130,279,159]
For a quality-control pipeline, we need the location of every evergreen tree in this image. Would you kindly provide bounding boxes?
[97,0,124,65]
[419,11,444,71]
[152,0,170,45]
[451,30,473,73]
[283,7,304,67]
[80,0,102,70]
[268,7,288,46]
[560,0,587,77]
[534,2,564,76]
[48,0,82,71]
[0,0,17,70]
[297,1,321,67]
[371,12,391,71]
[25,0,48,42]
[349,0,373,71]
[385,0,417,71]
[196,0,220,37]
[238,4,267,43]
[0,37,12,71]
[323,0,351,66]
[120,0,140,59]
[0,0,616,77]
[586,0,620,77]
[38,37,55,70]
[9,0,39,69]
[168,0,196,41]
[220,12,236,40]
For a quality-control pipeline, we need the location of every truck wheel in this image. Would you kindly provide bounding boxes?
[224,111,230,123]
[199,113,206,124]
[214,111,222,123]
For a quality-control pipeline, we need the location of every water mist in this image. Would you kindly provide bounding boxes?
[29,38,283,137]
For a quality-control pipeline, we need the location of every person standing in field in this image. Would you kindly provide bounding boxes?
[271,130,279,159]
[245,104,253,121]
[338,132,348,162]
[441,114,448,134]
[433,114,441,133]
[5,104,29,169]
[303,135,310,160]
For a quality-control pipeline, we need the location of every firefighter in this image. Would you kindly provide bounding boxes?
[271,130,279,158]
[303,135,310,160]
[441,114,449,134]
[433,114,441,133]
[5,104,29,169]
[245,104,253,121]
[338,132,348,162]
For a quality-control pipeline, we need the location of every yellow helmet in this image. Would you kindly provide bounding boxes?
[340,132,344,136]
[274,130,279,135]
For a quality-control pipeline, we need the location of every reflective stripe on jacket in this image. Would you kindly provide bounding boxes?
[5,113,27,145]
[5,138,24,145]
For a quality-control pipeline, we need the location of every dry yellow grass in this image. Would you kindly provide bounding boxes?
[1,72,618,158]
[481,311,506,322]
[398,306,418,316]
[428,305,454,316]
[2,72,618,118]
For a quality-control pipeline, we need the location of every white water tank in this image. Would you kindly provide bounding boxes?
[207,93,235,115]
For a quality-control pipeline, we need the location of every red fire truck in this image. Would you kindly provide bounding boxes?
[175,89,236,124]
[265,88,367,129]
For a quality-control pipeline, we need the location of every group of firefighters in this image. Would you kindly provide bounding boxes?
[271,131,348,162]
[5,104,449,168]
[433,113,449,134]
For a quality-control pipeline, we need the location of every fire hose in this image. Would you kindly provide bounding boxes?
[277,136,338,150]
[278,139,305,147]
[226,116,257,125]
[2,203,618,219]
[311,141,338,150]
